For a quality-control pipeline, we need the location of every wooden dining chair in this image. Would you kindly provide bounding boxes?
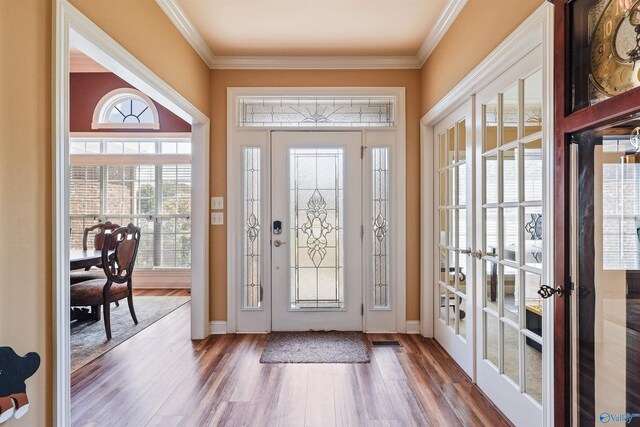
[70,221,120,285]
[70,224,141,340]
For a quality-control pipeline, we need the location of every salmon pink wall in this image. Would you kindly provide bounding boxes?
[70,73,191,133]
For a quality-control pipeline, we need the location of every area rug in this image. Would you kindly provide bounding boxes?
[71,296,190,371]
[260,331,370,364]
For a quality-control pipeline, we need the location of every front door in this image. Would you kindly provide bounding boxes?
[271,132,362,331]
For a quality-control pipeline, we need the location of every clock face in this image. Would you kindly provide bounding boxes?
[590,0,640,96]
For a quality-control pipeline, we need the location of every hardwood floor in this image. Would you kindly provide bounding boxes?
[71,304,511,427]
[133,288,191,297]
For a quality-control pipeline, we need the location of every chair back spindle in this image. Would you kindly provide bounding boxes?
[102,223,141,284]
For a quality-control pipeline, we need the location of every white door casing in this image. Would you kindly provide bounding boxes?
[433,99,475,377]
[271,132,362,331]
[54,2,210,425]
[227,87,406,334]
[420,4,554,426]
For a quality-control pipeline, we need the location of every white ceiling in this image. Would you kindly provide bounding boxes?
[158,0,467,69]
[176,0,447,57]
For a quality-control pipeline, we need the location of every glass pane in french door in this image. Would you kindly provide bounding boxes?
[437,120,468,337]
[573,120,640,424]
[480,69,543,405]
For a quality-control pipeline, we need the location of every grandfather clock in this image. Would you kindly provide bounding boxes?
[554,0,640,425]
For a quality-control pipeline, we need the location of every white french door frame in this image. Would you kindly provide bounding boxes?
[54,2,210,425]
[432,99,476,377]
[227,87,406,334]
[474,45,548,427]
[420,3,554,426]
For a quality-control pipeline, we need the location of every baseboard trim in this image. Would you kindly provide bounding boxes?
[210,321,228,335]
[133,270,191,289]
[406,320,421,334]
[211,322,421,334]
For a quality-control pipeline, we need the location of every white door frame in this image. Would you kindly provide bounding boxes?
[227,87,406,334]
[419,2,554,425]
[432,99,475,377]
[474,45,546,426]
[54,2,210,425]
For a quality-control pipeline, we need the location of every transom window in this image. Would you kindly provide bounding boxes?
[237,96,395,128]
[92,88,160,130]
[70,138,191,155]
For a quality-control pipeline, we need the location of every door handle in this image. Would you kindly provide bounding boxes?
[537,284,564,299]
[460,247,483,259]
[273,240,286,247]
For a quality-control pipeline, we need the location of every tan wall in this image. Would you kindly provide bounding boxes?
[0,1,550,424]
[209,69,422,321]
[0,1,209,425]
[0,2,52,426]
[68,0,210,115]
[420,0,544,116]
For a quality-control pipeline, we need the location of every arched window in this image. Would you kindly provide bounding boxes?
[92,88,160,129]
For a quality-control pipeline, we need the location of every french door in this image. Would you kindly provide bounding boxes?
[434,100,474,376]
[474,46,547,426]
[271,132,362,331]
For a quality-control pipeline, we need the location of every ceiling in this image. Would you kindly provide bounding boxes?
[177,0,446,56]
[159,0,467,69]
[69,47,109,73]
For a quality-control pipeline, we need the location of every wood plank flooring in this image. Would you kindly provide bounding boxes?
[71,303,511,427]
[133,288,191,297]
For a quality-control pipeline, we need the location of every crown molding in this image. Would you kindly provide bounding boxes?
[155,0,216,66]
[421,2,551,126]
[156,0,466,70]
[210,55,420,70]
[416,0,468,67]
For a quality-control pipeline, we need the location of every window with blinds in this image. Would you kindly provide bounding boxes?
[69,137,191,269]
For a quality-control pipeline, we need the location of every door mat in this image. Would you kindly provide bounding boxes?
[259,331,370,364]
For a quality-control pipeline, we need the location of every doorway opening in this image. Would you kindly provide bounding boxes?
[67,73,193,370]
[420,5,554,426]
[227,88,407,334]
[54,2,210,424]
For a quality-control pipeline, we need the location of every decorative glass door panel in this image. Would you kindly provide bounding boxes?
[289,148,344,309]
[271,132,362,331]
[434,100,473,376]
[475,46,545,426]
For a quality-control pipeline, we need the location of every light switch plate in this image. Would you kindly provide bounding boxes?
[211,212,224,225]
[211,196,224,210]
